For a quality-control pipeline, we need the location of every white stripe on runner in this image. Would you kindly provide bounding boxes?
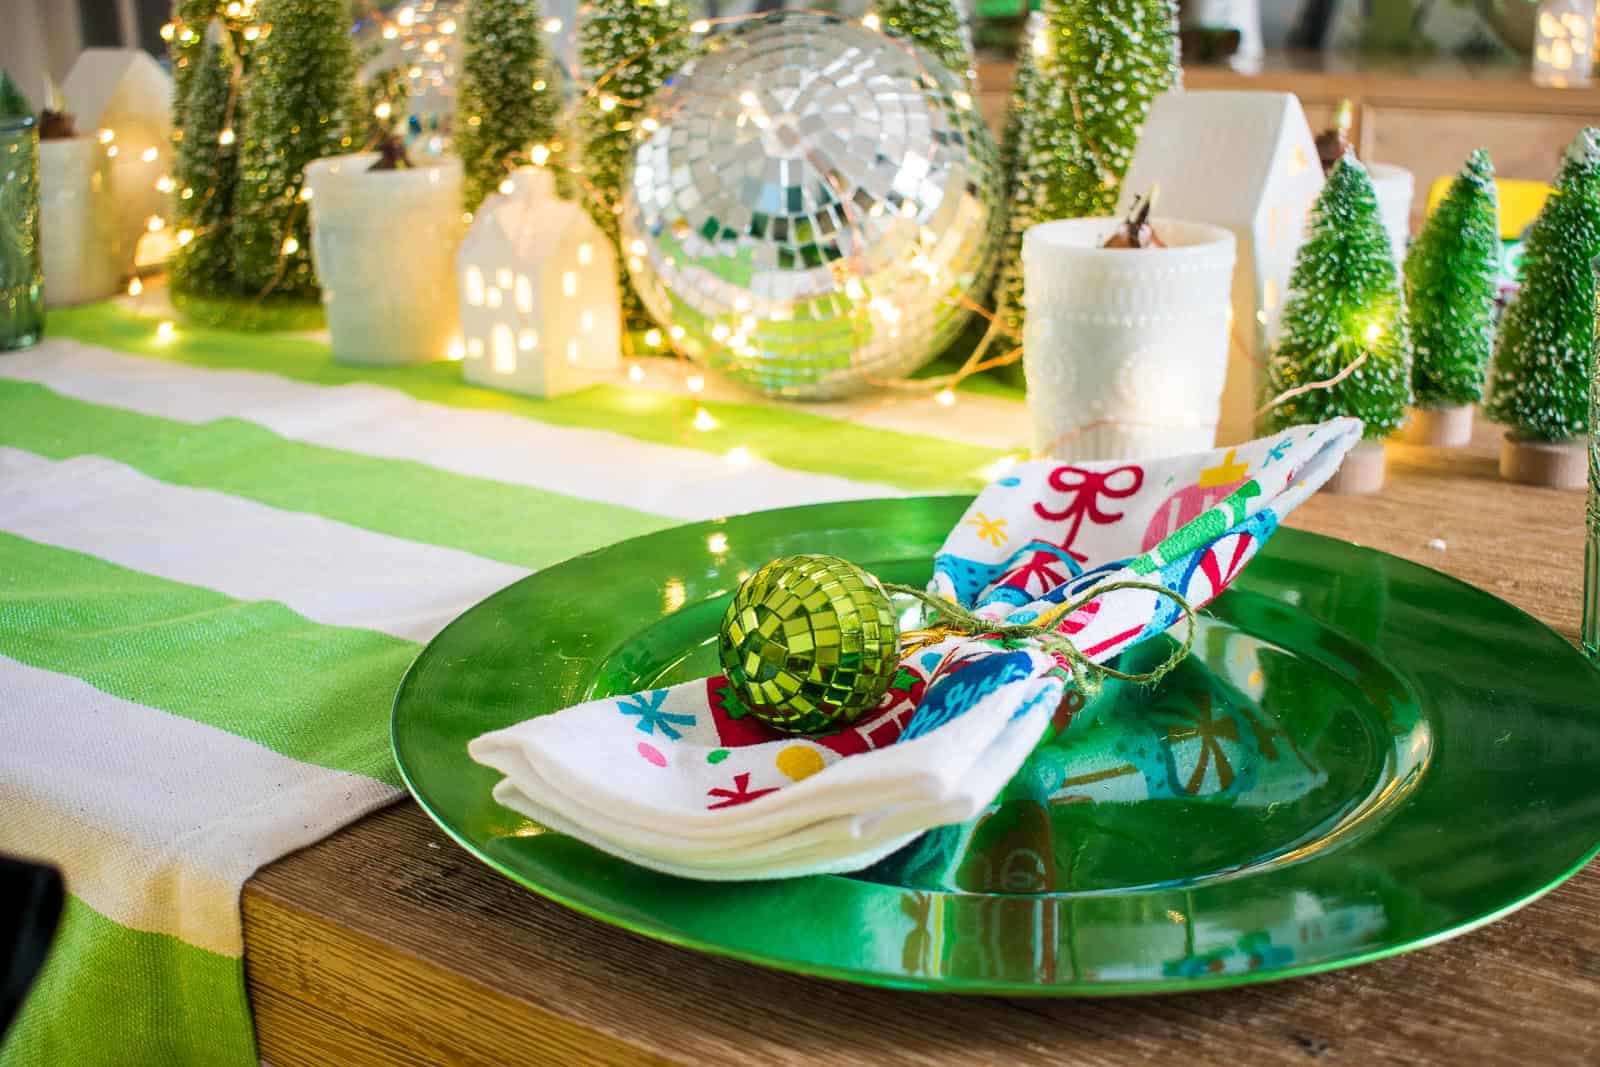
[0,448,528,643]
[0,655,398,956]
[0,340,908,519]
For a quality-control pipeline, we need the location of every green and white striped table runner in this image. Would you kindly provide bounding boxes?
[0,303,1022,1065]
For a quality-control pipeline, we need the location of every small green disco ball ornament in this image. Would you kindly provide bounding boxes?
[620,11,1001,399]
[719,554,900,734]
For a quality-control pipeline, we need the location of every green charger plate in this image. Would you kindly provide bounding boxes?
[393,497,1600,994]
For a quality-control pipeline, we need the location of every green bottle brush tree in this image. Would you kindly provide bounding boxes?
[873,0,975,79]
[579,0,692,333]
[994,0,1178,347]
[455,0,560,215]
[1485,127,1600,488]
[1400,148,1499,447]
[1264,154,1413,494]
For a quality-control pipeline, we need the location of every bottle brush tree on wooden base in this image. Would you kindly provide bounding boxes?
[1401,148,1499,447]
[1264,155,1413,494]
[1485,128,1600,489]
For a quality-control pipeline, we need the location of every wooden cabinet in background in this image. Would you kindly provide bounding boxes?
[977,50,1600,237]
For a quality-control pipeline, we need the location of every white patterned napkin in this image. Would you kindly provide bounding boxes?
[470,418,1363,879]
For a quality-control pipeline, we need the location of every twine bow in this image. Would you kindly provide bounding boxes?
[883,579,1198,697]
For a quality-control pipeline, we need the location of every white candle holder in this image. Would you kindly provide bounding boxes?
[304,153,465,365]
[1533,0,1596,88]
[1022,217,1237,461]
[37,136,123,307]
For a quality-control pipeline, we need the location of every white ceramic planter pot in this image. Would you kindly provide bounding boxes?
[38,136,122,307]
[1368,162,1414,270]
[304,153,464,364]
[1022,217,1237,461]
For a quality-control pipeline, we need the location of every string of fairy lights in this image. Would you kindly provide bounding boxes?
[112,4,1328,466]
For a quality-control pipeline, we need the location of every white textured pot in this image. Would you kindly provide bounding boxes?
[1022,217,1237,461]
[1369,162,1414,270]
[38,136,122,307]
[304,153,464,364]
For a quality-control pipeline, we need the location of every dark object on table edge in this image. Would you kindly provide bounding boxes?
[0,854,63,1045]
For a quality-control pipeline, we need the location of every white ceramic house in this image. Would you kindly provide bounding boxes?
[62,48,172,272]
[1118,90,1324,445]
[458,167,621,396]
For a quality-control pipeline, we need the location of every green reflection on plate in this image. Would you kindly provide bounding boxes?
[393,497,1600,994]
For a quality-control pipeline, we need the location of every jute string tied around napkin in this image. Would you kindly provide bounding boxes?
[884,579,1197,698]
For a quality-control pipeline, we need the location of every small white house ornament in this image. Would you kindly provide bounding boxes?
[458,167,621,397]
[1118,90,1324,444]
[61,49,172,273]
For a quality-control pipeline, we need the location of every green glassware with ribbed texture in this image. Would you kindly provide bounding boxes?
[0,69,43,352]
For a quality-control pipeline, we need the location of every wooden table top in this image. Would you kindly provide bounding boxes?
[242,420,1599,1066]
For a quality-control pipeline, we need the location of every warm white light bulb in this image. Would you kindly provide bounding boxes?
[146,215,165,232]
[863,13,881,31]
[156,320,176,341]
[127,277,144,296]
[140,146,159,163]
[218,128,235,146]
[543,17,562,32]
[282,236,300,255]
[935,388,956,407]
[644,328,662,347]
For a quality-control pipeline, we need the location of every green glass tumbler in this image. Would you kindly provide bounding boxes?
[1,109,44,352]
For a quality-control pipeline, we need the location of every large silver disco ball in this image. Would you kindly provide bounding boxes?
[620,12,1001,399]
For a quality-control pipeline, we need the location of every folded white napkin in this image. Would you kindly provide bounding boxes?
[470,419,1363,880]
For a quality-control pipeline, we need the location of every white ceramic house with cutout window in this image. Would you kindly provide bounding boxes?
[457,167,621,396]
[1117,90,1324,445]
[62,48,172,272]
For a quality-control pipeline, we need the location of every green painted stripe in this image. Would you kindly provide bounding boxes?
[50,303,1007,492]
[0,895,257,1067]
[0,379,674,570]
[0,532,410,785]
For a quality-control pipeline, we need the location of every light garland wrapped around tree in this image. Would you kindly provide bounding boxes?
[455,0,560,214]
[1264,155,1412,493]
[873,0,975,79]
[231,0,356,302]
[170,23,241,304]
[1401,148,1499,446]
[578,0,692,329]
[1485,127,1600,487]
